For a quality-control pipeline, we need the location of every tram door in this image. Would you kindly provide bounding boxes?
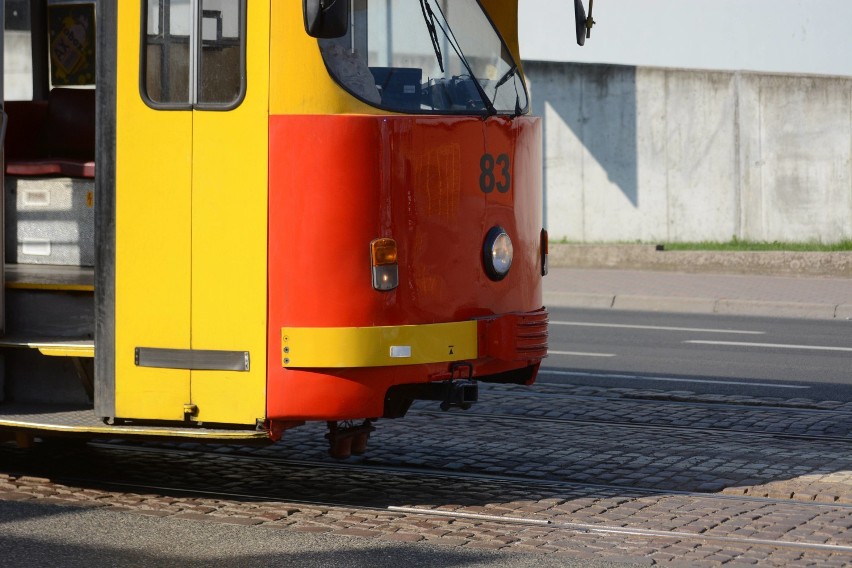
[114,1,268,424]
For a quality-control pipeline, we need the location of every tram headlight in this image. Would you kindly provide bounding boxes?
[483,226,513,281]
[371,238,399,291]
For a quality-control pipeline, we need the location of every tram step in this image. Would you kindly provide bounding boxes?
[1,265,95,405]
[4,264,94,337]
[5,263,94,291]
[0,337,94,357]
[0,403,268,441]
[0,337,95,405]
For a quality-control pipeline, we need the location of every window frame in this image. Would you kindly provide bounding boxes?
[139,0,247,111]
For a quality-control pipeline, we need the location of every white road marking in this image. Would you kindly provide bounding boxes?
[540,369,810,389]
[551,321,765,335]
[548,350,616,358]
[685,340,852,352]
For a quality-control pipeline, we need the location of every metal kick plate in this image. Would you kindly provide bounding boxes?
[135,347,250,372]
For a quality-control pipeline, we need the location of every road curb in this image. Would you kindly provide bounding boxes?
[543,292,852,320]
[549,244,852,278]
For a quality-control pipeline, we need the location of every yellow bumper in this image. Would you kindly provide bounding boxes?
[281,321,479,368]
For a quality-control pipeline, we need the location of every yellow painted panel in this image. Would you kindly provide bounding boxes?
[281,322,479,368]
[189,1,270,424]
[269,2,382,116]
[114,2,191,420]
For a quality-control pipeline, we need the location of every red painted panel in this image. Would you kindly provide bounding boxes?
[267,115,544,421]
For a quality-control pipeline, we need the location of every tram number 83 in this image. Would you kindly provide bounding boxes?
[479,153,511,194]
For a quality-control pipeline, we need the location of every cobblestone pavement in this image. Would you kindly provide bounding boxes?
[235,383,852,505]
[2,383,851,566]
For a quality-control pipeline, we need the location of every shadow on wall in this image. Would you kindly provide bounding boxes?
[527,61,638,211]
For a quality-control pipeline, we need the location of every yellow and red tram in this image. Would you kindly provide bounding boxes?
[0,0,594,457]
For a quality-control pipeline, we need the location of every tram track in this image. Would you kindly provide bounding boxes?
[3,441,851,558]
[86,442,852,510]
[3,440,847,515]
[423,382,852,443]
[483,383,852,415]
[409,408,852,444]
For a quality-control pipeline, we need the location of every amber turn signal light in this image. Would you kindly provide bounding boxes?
[370,238,399,291]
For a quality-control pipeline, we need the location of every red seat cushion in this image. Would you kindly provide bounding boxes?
[6,159,95,179]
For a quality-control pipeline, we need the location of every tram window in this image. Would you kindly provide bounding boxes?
[317,0,528,116]
[4,0,34,100]
[142,0,245,109]
[144,0,191,105]
[198,1,244,105]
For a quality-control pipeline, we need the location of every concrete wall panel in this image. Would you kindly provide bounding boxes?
[665,71,738,241]
[527,62,852,243]
[757,75,852,242]
[737,74,765,240]
[633,68,669,241]
[578,65,643,242]
[531,62,586,241]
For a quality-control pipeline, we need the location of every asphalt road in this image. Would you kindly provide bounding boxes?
[541,307,852,402]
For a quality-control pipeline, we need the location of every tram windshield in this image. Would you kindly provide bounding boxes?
[318,0,528,116]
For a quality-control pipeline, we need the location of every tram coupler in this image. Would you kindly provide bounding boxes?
[325,420,375,459]
[382,362,479,418]
[439,380,478,411]
[440,362,477,411]
[385,378,478,413]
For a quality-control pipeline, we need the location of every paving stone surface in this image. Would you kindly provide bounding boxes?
[2,383,851,566]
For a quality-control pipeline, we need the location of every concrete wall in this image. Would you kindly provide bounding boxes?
[526,62,852,243]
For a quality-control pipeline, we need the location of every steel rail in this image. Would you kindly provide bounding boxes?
[409,408,852,444]
[84,442,852,511]
[388,506,852,554]
[480,383,852,416]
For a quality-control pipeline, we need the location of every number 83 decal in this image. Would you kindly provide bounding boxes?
[479,153,511,194]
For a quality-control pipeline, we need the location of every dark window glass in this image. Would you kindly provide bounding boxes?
[144,0,191,104]
[5,0,31,31]
[198,0,243,105]
[142,0,244,108]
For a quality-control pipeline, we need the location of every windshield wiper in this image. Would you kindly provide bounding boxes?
[419,0,444,73]
[429,1,498,116]
[494,65,517,92]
